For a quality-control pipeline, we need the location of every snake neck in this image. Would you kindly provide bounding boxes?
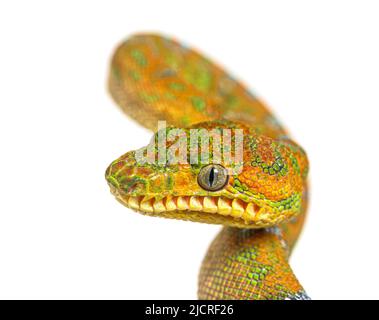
[198,226,309,300]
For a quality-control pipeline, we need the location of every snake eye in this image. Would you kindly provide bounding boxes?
[197,164,229,191]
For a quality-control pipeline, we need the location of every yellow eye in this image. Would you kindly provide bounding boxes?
[197,164,229,191]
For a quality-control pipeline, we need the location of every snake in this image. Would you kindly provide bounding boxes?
[105,34,310,300]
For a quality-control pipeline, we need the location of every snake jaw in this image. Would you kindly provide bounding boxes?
[109,182,269,227]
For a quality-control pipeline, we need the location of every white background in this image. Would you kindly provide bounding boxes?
[0,1,378,300]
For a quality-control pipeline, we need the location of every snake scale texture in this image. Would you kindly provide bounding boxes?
[105,34,310,300]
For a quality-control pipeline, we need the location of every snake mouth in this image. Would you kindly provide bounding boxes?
[110,186,263,227]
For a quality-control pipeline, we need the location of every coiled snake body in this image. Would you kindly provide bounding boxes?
[105,34,309,300]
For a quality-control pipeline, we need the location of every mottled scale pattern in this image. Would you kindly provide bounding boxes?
[199,227,309,300]
[109,34,287,139]
[106,34,310,300]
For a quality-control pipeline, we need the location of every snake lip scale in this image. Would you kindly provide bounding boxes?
[109,184,262,225]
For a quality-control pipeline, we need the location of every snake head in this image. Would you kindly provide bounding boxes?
[105,121,308,228]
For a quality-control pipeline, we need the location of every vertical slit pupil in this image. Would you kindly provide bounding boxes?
[209,167,218,187]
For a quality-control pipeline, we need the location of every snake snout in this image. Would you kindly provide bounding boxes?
[105,152,149,197]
